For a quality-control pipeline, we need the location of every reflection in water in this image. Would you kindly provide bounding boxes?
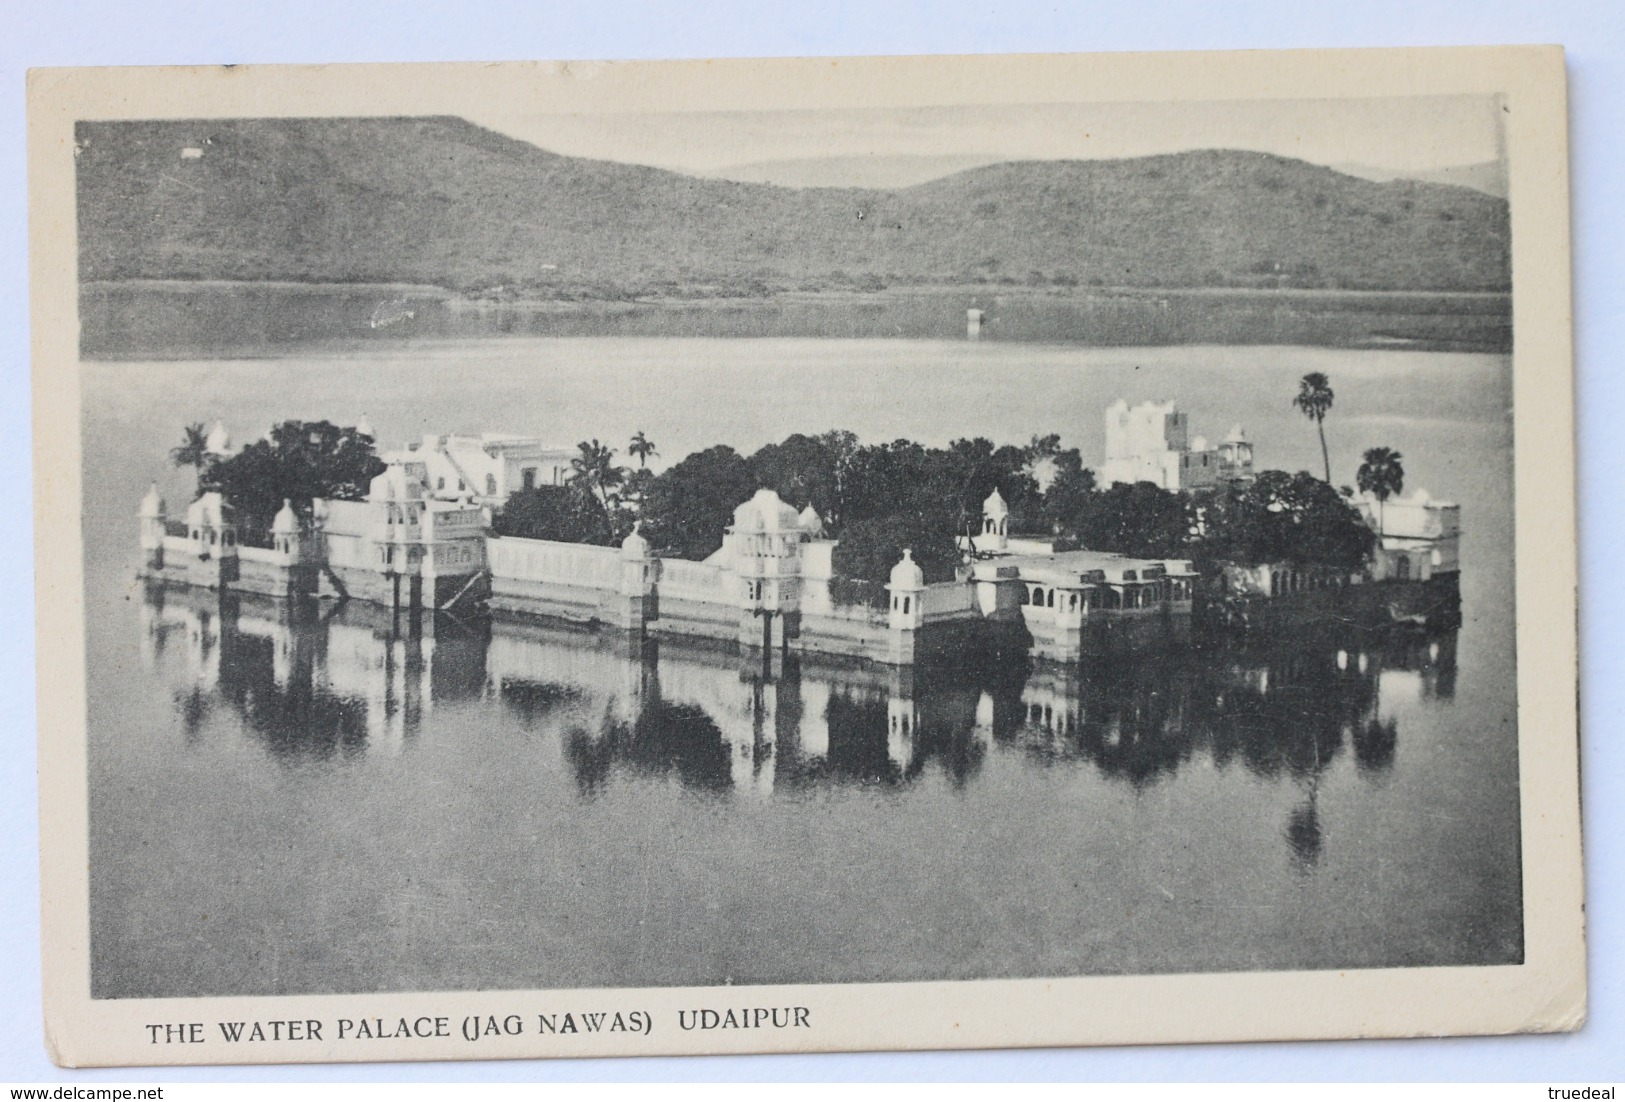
[139,582,1460,867]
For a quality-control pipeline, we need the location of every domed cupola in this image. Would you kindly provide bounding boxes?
[799,504,826,538]
[204,419,232,455]
[889,548,926,591]
[981,486,1010,543]
[139,482,165,518]
[620,521,651,559]
[732,487,801,533]
[271,498,300,535]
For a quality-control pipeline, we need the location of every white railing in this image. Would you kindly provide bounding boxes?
[659,559,732,604]
[488,537,620,589]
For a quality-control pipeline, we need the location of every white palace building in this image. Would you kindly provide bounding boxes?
[138,410,1458,667]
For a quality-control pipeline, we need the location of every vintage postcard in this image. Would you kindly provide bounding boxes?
[30,48,1581,1067]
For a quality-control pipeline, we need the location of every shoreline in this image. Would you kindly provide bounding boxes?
[78,279,1513,359]
[81,277,1514,306]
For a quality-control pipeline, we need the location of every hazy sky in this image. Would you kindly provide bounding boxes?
[467,95,1505,180]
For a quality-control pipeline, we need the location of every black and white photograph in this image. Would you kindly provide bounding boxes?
[29,49,1582,1066]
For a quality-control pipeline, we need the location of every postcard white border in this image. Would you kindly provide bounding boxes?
[29,47,1582,1068]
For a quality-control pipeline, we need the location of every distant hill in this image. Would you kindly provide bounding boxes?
[1332,160,1507,199]
[705,153,1008,189]
[76,117,1511,295]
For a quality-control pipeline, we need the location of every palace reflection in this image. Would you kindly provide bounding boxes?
[138,582,1458,861]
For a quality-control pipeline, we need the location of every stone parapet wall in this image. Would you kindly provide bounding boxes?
[648,597,744,645]
[793,613,892,664]
[489,536,619,590]
[659,559,732,605]
[489,573,616,623]
[234,555,313,598]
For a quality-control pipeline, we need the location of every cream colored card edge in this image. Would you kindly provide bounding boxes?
[28,45,1582,1069]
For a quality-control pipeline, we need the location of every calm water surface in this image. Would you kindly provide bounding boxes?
[82,339,1520,997]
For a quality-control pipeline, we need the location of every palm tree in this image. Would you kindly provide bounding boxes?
[569,439,627,510]
[169,422,213,491]
[1356,446,1405,537]
[1293,372,1335,484]
[628,430,658,470]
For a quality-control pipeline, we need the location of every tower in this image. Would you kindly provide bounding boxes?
[731,489,803,651]
[204,419,234,459]
[1102,399,1187,490]
[271,498,301,560]
[886,548,927,665]
[138,482,166,572]
[981,488,1010,551]
[616,522,661,638]
[1218,425,1255,484]
[183,491,239,588]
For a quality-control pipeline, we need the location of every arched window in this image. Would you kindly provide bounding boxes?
[1069,593,1079,611]
[1046,589,1055,608]
[485,474,497,497]
[902,596,911,615]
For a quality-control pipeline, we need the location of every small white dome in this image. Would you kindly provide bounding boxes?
[368,464,426,502]
[1191,436,1209,452]
[1224,424,1250,444]
[139,482,165,518]
[732,488,800,533]
[983,488,1009,519]
[271,499,299,534]
[354,415,375,439]
[204,420,232,454]
[889,548,926,590]
[620,522,651,559]
[799,505,825,536]
[185,491,232,528]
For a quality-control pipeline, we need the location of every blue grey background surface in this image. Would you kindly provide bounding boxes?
[3,0,1619,1083]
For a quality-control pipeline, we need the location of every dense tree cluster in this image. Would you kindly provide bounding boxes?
[494,485,621,546]
[205,421,385,534]
[179,378,1397,606]
[492,425,1389,601]
[1196,471,1374,569]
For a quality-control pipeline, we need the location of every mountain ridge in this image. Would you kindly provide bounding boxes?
[76,116,1512,295]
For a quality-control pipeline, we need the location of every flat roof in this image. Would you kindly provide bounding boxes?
[973,548,1196,583]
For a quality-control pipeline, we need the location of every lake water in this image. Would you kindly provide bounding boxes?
[81,338,1521,997]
